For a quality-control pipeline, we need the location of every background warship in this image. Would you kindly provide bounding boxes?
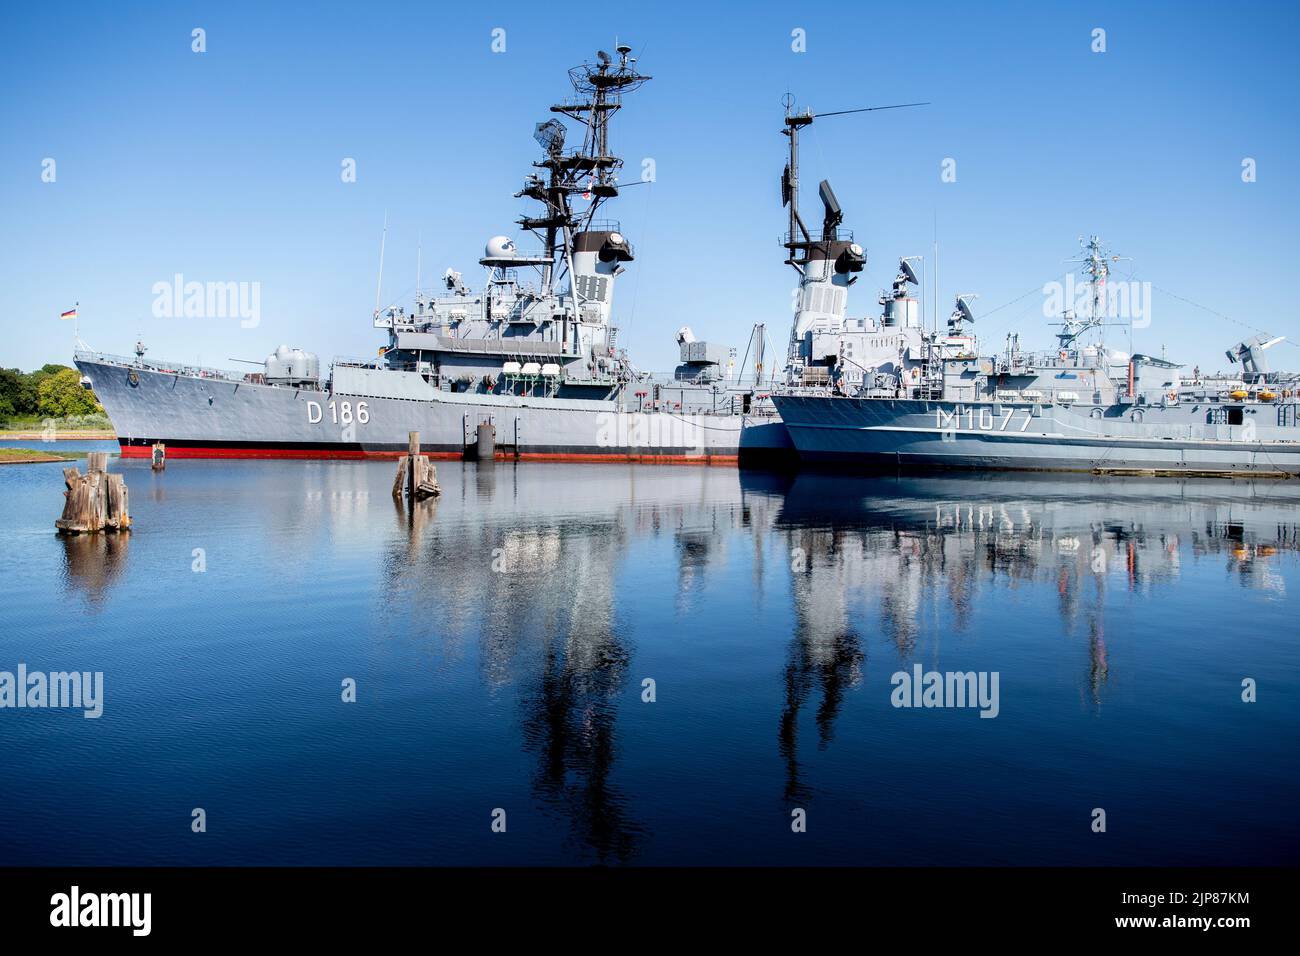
[773,236,1300,476]
[76,44,792,464]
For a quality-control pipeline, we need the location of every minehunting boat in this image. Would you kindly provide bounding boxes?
[773,237,1300,477]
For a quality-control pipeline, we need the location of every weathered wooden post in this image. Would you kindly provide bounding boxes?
[408,431,419,500]
[391,456,408,499]
[151,442,166,471]
[393,431,441,502]
[56,453,130,534]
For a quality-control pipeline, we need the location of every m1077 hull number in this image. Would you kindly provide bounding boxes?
[937,405,1033,432]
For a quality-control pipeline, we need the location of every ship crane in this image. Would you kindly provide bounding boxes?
[1226,334,1286,380]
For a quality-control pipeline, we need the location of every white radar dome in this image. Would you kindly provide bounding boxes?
[485,236,517,259]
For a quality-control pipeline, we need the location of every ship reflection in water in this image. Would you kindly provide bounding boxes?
[1,456,1297,865]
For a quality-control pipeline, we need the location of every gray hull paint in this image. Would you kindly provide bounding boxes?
[773,395,1300,476]
[79,358,793,462]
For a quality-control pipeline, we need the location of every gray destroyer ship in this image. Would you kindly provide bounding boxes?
[76,45,792,464]
[773,236,1300,476]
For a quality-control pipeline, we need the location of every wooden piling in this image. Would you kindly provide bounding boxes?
[393,431,441,502]
[391,456,408,499]
[56,455,130,534]
[408,431,419,500]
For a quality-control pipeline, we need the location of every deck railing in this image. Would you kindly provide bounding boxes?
[74,350,246,382]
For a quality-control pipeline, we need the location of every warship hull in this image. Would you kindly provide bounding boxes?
[78,355,794,465]
[773,395,1300,476]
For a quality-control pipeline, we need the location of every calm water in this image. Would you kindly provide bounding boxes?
[1,446,1297,865]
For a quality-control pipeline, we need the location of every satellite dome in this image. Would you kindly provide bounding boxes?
[485,235,517,259]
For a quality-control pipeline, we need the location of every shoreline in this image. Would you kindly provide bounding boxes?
[0,449,80,464]
[0,431,117,440]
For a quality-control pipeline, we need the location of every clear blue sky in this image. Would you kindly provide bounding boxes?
[2,0,1297,375]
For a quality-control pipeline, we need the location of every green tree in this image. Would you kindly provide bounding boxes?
[0,369,23,415]
[0,368,39,415]
[37,367,99,417]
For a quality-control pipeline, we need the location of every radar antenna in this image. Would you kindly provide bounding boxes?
[949,293,978,334]
[516,44,651,295]
[780,97,929,273]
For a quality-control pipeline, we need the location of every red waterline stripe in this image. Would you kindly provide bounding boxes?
[509,452,739,465]
[119,443,741,465]
[120,445,411,461]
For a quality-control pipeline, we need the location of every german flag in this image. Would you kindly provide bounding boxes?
[60,307,78,320]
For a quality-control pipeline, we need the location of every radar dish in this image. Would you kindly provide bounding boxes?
[597,50,611,65]
[899,258,920,285]
[533,119,566,153]
[956,294,977,324]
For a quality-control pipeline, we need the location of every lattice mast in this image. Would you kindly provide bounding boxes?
[519,45,650,297]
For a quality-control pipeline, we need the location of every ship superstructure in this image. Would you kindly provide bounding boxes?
[77,45,792,464]
[774,236,1300,476]
[775,98,954,396]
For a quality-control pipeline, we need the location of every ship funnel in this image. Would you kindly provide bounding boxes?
[570,227,633,325]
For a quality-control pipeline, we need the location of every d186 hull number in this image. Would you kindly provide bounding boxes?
[307,400,369,425]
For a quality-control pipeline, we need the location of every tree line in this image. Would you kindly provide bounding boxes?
[0,365,102,420]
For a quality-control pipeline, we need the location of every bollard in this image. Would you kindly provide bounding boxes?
[475,422,496,461]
